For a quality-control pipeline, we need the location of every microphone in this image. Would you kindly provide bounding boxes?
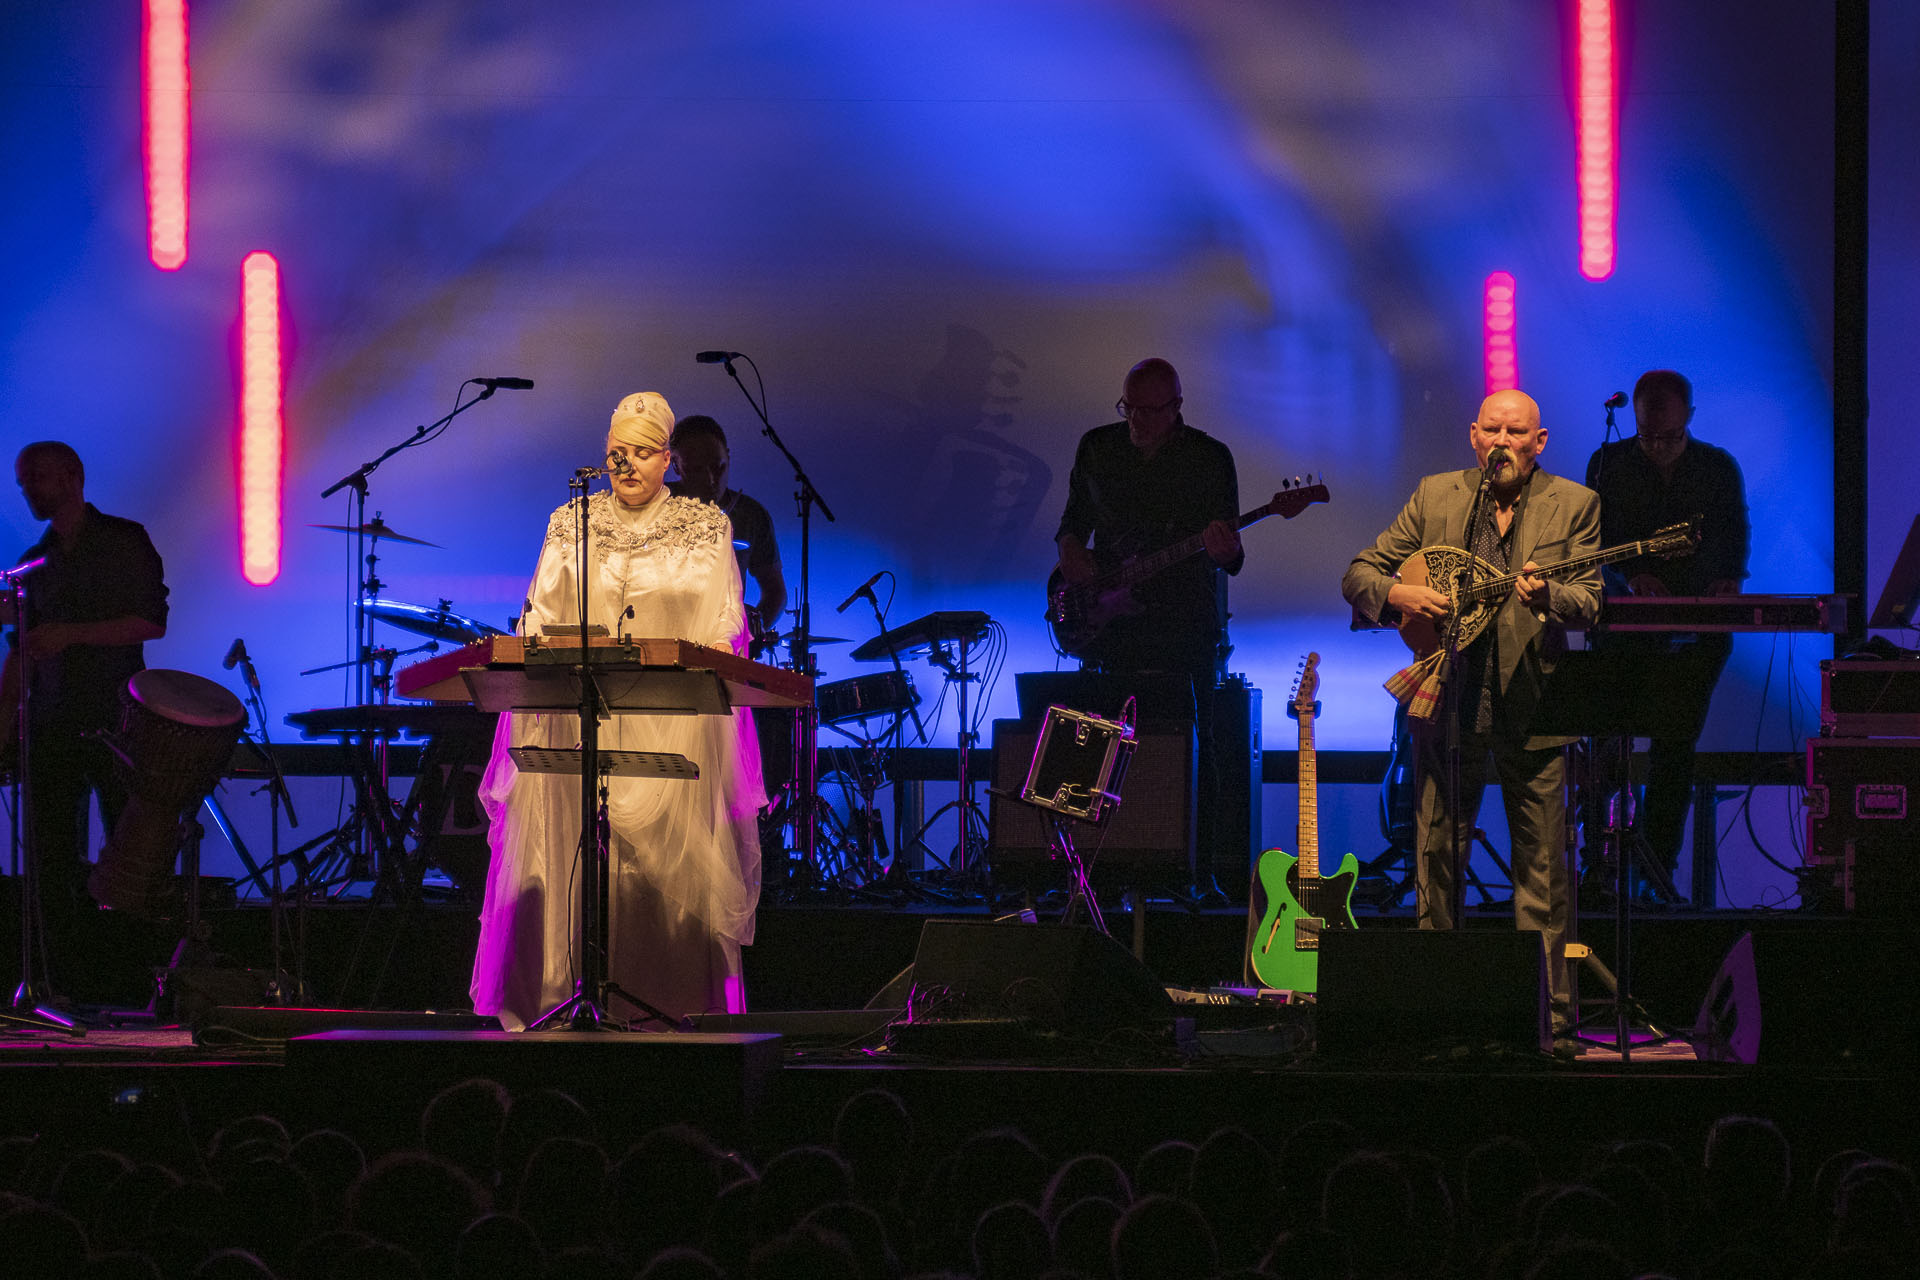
[836,570,886,613]
[223,638,247,670]
[475,377,535,391]
[1483,445,1512,479]
[695,351,743,364]
[1603,391,1628,410]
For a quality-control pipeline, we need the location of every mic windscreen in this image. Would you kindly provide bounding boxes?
[695,350,740,364]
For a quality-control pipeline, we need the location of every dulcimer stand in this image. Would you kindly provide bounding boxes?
[474,640,718,1032]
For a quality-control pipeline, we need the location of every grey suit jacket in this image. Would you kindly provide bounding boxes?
[1342,468,1603,749]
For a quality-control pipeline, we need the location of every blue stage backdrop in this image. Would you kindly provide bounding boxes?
[6,2,1899,907]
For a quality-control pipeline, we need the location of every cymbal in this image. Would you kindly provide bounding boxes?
[360,598,503,643]
[310,519,439,547]
[764,633,850,647]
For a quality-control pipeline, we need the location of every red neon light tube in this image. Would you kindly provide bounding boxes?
[240,252,283,585]
[1484,271,1518,393]
[1574,0,1617,280]
[144,0,189,270]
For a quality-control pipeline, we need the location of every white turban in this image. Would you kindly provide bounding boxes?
[608,391,674,452]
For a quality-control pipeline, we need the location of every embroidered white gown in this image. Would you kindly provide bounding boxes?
[469,490,764,1028]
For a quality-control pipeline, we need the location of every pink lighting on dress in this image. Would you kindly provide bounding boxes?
[1574,0,1617,280]
[143,0,190,270]
[240,252,283,585]
[1484,271,1518,393]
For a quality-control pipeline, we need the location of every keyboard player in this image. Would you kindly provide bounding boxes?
[1584,370,1750,898]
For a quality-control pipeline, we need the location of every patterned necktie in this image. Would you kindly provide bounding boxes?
[1465,505,1508,732]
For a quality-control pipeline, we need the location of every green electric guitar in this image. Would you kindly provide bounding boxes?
[1248,653,1359,992]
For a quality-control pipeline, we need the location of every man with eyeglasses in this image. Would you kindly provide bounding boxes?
[1584,369,1750,902]
[1054,357,1244,897]
[1055,357,1244,676]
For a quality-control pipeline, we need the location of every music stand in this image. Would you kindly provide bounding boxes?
[1531,648,1715,1061]
[1009,704,1138,936]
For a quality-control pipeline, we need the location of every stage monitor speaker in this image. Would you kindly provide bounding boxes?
[988,718,1195,888]
[1692,926,1920,1066]
[1315,929,1545,1056]
[908,919,1173,1031]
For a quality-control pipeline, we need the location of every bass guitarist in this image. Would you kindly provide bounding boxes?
[1053,357,1244,897]
[1054,358,1243,679]
[1340,388,1601,1054]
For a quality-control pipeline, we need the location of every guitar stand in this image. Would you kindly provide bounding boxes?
[1360,826,1512,913]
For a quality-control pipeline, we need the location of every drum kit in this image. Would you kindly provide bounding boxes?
[764,607,998,900]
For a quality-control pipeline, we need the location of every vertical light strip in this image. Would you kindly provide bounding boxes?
[1574,0,1617,280]
[143,0,190,270]
[1484,271,1518,393]
[240,252,284,585]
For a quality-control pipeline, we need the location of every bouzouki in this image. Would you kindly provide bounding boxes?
[1394,518,1698,658]
[1247,653,1359,993]
[1046,479,1330,657]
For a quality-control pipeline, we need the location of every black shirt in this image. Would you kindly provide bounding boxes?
[1055,421,1242,676]
[668,483,780,589]
[1584,436,1749,595]
[9,504,169,732]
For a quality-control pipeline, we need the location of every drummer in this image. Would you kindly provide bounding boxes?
[2,441,169,1001]
[667,415,786,648]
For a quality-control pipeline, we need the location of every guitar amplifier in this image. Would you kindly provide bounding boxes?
[1208,676,1263,891]
[1821,659,1920,738]
[989,718,1196,889]
[1804,736,1920,913]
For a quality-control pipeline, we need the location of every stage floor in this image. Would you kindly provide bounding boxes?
[2,895,1912,1169]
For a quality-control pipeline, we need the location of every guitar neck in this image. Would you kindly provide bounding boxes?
[1297,710,1318,879]
[1465,533,1667,603]
[1092,500,1271,594]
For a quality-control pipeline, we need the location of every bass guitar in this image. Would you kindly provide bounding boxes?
[1046,479,1329,657]
[1394,518,1698,659]
[1248,653,1358,993]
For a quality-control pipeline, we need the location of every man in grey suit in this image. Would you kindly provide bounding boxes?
[1342,389,1602,1046]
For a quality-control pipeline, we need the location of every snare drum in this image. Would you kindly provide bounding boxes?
[89,669,246,917]
[816,670,919,726]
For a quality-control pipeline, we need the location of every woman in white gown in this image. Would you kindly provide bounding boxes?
[470,390,764,1029]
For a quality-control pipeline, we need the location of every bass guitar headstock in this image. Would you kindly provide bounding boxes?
[1268,476,1331,520]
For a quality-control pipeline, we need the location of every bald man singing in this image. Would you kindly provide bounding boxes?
[1342,390,1601,1053]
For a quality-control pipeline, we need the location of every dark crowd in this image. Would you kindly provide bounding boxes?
[0,1077,1913,1280]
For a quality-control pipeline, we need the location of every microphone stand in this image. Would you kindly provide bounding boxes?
[3,569,81,1035]
[1443,457,1503,933]
[236,653,302,1004]
[853,583,941,899]
[319,383,503,891]
[709,354,837,879]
